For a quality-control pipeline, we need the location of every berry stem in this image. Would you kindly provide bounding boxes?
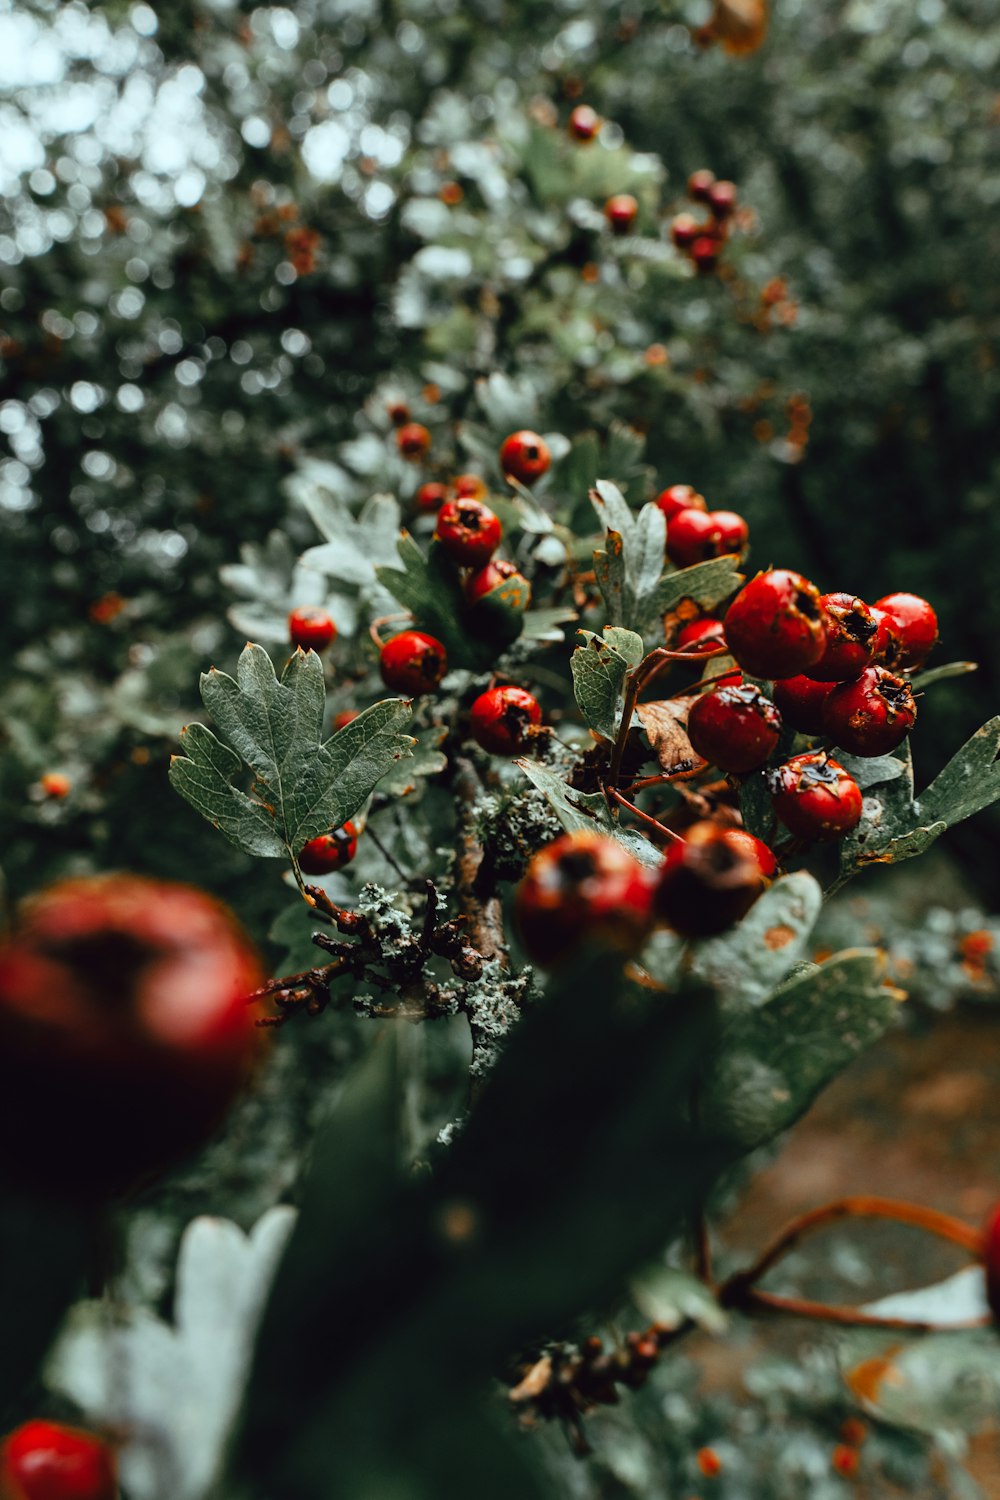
[731,1286,990,1333]
[369,611,413,649]
[606,787,686,844]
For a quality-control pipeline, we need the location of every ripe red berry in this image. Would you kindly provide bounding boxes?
[0,1420,117,1500]
[499,430,551,486]
[724,827,780,879]
[807,592,878,682]
[676,617,726,656]
[465,557,524,604]
[515,831,657,967]
[386,400,410,427]
[822,666,917,756]
[982,1201,1000,1323]
[656,821,773,938]
[0,876,263,1194]
[568,105,600,142]
[655,483,707,521]
[414,481,449,514]
[469,686,542,755]
[396,422,431,460]
[39,772,72,799]
[434,496,502,567]
[604,194,638,233]
[873,592,938,668]
[723,569,828,680]
[687,682,782,774]
[772,674,835,735]
[670,213,700,250]
[690,235,721,271]
[667,508,748,568]
[297,820,358,875]
[768,752,863,841]
[452,473,489,501]
[868,605,906,669]
[379,630,448,695]
[707,179,738,219]
[332,709,359,731]
[687,169,716,202]
[288,606,337,653]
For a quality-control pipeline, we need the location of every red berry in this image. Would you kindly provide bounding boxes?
[515,832,657,968]
[676,617,726,656]
[0,1420,117,1500]
[396,422,431,460]
[656,821,773,938]
[288,606,337,653]
[822,666,917,757]
[982,1201,1000,1323]
[379,630,448,695]
[452,472,489,500]
[655,483,707,521]
[687,682,782,774]
[499,430,551,486]
[670,213,700,250]
[39,772,72,799]
[0,876,263,1194]
[687,169,716,201]
[297,820,359,875]
[690,235,721,271]
[465,558,524,604]
[723,569,828,680]
[469,686,542,755]
[807,592,878,682]
[768,752,863,841]
[414,481,449,514]
[868,605,906,670]
[434,496,502,567]
[568,105,600,142]
[667,508,748,569]
[386,401,410,427]
[873,592,938,668]
[707,179,738,219]
[604,194,638,233]
[772,674,835,735]
[724,827,780,879]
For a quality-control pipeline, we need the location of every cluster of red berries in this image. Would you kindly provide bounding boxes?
[0,1420,117,1500]
[671,168,739,273]
[656,482,749,569]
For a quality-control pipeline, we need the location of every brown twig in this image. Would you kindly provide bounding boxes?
[606,787,685,844]
[735,1287,990,1334]
[452,755,508,966]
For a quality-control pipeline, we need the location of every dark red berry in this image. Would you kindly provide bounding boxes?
[688,168,716,201]
[690,235,721,271]
[676,617,726,656]
[768,752,863,841]
[687,682,782,774]
[288,606,336,652]
[297,821,358,875]
[434,496,502,567]
[514,831,657,968]
[414,481,448,514]
[452,472,489,500]
[655,821,772,938]
[868,605,906,670]
[499,430,551,486]
[982,1202,1000,1323]
[655,483,707,521]
[379,630,448,695]
[568,105,600,142]
[0,1420,117,1500]
[465,557,524,604]
[604,194,638,233]
[396,422,431,460]
[822,666,917,757]
[670,213,700,249]
[874,592,938,668]
[723,569,828,680]
[386,401,410,427]
[707,179,738,219]
[667,508,748,569]
[772,675,835,735]
[807,592,878,682]
[469,686,542,755]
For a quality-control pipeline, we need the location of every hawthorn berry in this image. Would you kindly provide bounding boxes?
[298,821,359,875]
[982,1201,1000,1322]
[687,682,782,774]
[396,422,431,460]
[690,235,721,272]
[656,821,773,938]
[0,1420,117,1500]
[469,686,542,755]
[0,875,263,1194]
[514,831,657,968]
[379,630,448,695]
[288,606,337,652]
[332,709,359,731]
[39,772,72,799]
[434,496,502,567]
[724,827,780,879]
[499,430,551,486]
[568,104,600,142]
[667,508,748,568]
[676,616,726,656]
[822,666,917,756]
[807,592,877,682]
[670,213,700,250]
[874,591,938,668]
[452,473,489,501]
[414,480,449,514]
[707,179,738,219]
[655,483,707,521]
[723,569,828,680]
[604,194,638,233]
[386,400,410,427]
[772,674,835,735]
[868,604,906,669]
[768,752,863,841]
[687,169,716,201]
[465,557,525,604]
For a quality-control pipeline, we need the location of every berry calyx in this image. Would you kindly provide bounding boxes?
[469,686,542,755]
[822,666,917,756]
[768,752,863,841]
[667,508,748,568]
[873,592,938,668]
[298,822,358,876]
[379,630,448,695]
[772,674,835,735]
[452,473,489,501]
[396,422,431,460]
[687,682,782,774]
[499,430,551,486]
[723,569,828,680]
[655,483,707,521]
[676,617,726,656]
[604,194,638,233]
[414,481,449,514]
[288,606,337,653]
[656,821,774,939]
[687,168,716,201]
[670,213,700,250]
[514,831,657,968]
[868,605,906,669]
[568,105,600,142]
[707,179,738,219]
[806,592,877,682]
[465,557,524,604]
[982,1201,1000,1323]
[0,1420,118,1500]
[434,496,502,567]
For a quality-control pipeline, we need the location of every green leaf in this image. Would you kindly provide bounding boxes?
[593,528,627,626]
[519,604,578,642]
[376,725,448,798]
[516,760,662,867]
[630,1265,728,1335]
[840,1322,1000,1436]
[917,716,1000,828]
[298,491,404,586]
[376,533,499,669]
[909,660,978,691]
[691,873,824,1008]
[570,627,643,739]
[835,751,909,790]
[169,644,413,858]
[650,556,745,618]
